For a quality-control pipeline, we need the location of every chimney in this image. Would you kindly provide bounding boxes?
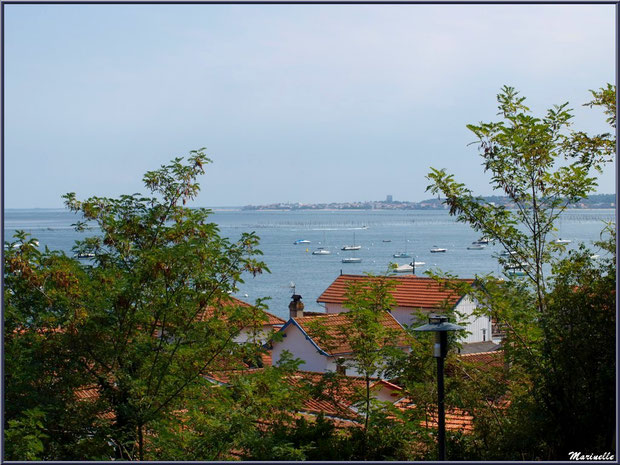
[289,294,304,319]
[336,357,347,375]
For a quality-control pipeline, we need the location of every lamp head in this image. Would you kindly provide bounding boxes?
[413,314,465,332]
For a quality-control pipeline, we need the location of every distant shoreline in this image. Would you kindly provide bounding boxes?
[4,194,616,212]
[5,206,616,212]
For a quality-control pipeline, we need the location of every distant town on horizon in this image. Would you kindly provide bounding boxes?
[242,193,616,211]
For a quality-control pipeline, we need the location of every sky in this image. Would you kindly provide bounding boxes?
[3,4,616,208]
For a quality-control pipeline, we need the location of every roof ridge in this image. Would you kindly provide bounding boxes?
[459,350,504,357]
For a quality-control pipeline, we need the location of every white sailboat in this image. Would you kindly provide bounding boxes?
[313,232,331,255]
[393,238,411,258]
[342,232,361,251]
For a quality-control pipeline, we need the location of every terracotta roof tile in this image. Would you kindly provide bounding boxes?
[288,371,403,419]
[293,312,409,355]
[317,274,474,309]
[423,408,475,433]
[204,369,403,421]
[260,351,272,367]
[74,385,116,420]
[458,350,505,368]
[394,399,474,433]
[196,296,285,326]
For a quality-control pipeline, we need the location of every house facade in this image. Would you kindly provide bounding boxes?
[317,274,497,344]
[195,296,285,344]
[270,297,410,376]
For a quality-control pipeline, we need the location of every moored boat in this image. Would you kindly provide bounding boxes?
[393,261,426,273]
[342,257,362,263]
[312,247,331,255]
[553,238,572,245]
[393,252,411,258]
[473,236,491,245]
[430,247,447,253]
[76,252,96,259]
[342,232,361,251]
[499,250,517,257]
[294,239,311,245]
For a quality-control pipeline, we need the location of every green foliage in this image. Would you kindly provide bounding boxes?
[427,85,598,305]
[4,408,49,461]
[564,83,616,171]
[425,86,616,460]
[4,150,273,460]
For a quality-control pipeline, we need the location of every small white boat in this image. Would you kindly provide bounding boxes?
[430,247,447,253]
[554,238,572,245]
[294,239,311,245]
[76,252,96,259]
[342,257,362,263]
[312,248,331,255]
[393,252,411,258]
[467,244,486,250]
[500,250,517,257]
[505,262,528,270]
[473,237,491,245]
[394,261,426,273]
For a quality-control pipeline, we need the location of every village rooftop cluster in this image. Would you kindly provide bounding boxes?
[242,194,615,211]
[192,273,504,431]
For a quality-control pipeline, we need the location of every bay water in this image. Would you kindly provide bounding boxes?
[4,208,615,321]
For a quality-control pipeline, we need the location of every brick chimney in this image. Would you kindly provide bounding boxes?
[289,294,304,319]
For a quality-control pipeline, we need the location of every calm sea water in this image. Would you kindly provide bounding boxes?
[4,208,615,321]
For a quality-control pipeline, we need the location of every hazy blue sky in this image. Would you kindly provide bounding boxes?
[4,4,616,208]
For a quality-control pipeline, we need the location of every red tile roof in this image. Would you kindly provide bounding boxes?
[73,385,116,420]
[260,351,272,367]
[293,311,409,355]
[422,407,475,433]
[394,399,474,433]
[317,274,474,309]
[458,350,504,368]
[196,296,285,326]
[204,369,403,421]
[291,371,404,416]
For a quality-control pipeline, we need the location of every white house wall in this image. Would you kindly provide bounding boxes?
[325,303,346,314]
[234,325,276,345]
[271,324,328,372]
[324,296,491,344]
[455,296,492,344]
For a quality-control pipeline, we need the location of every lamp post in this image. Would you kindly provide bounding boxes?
[413,314,464,461]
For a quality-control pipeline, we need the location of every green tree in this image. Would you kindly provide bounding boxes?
[427,85,598,313]
[4,151,275,460]
[565,83,616,170]
[426,86,616,459]
[339,276,401,438]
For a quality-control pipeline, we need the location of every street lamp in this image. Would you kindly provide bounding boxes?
[413,314,464,461]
